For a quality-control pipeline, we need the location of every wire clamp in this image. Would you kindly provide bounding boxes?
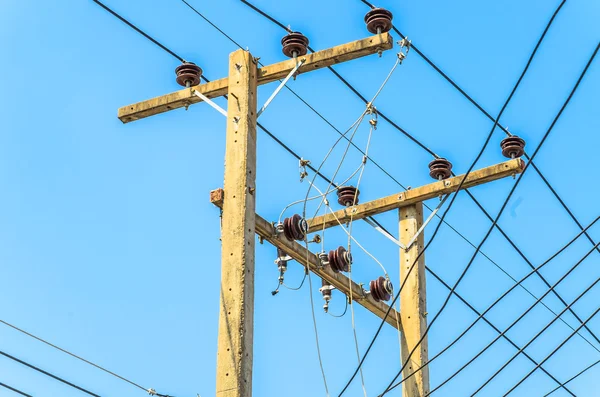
[147,389,157,396]
[299,158,310,181]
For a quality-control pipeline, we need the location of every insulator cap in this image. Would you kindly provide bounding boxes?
[370,276,393,302]
[328,246,352,273]
[283,214,308,241]
[364,7,393,34]
[337,186,360,207]
[175,62,202,87]
[500,136,526,159]
[281,32,309,58]
[429,158,453,180]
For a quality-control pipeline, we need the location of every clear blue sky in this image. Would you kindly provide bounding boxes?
[0,0,599,396]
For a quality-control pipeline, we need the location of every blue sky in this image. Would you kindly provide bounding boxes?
[0,0,599,396]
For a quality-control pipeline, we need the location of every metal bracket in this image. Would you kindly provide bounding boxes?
[257,58,306,117]
[404,194,449,250]
[192,89,228,117]
[363,216,407,250]
[362,194,449,251]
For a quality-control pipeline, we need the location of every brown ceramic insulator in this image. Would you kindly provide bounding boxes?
[283,214,308,241]
[328,246,352,273]
[175,62,202,87]
[281,32,309,58]
[500,136,526,159]
[428,158,453,180]
[369,276,393,302]
[337,186,360,207]
[364,7,393,34]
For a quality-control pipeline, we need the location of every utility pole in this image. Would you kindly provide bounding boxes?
[116,12,527,395]
[215,49,257,397]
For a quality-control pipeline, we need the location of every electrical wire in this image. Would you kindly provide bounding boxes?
[543,357,600,396]
[343,3,573,392]
[214,0,600,361]
[0,382,32,397]
[91,2,596,395]
[379,41,599,397]
[468,248,600,396]
[176,1,600,367]
[386,214,600,394]
[327,297,349,318]
[503,296,600,396]
[358,0,600,269]
[0,349,100,397]
[0,321,152,393]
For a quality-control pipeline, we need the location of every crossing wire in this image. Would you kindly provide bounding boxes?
[0,382,32,397]
[174,3,589,396]
[90,1,597,395]
[231,2,600,392]
[91,2,592,396]
[357,0,600,273]
[380,41,600,397]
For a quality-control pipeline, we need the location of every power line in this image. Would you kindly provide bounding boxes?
[0,382,32,397]
[357,0,600,269]
[0,318,149,393]
[236,0,600,359]
[386,214,600,395]
[178,1,597,360]
[380,41,600,397]
[543,357,600,396]
[89,1,598,395]
[91,0,184,62]
[0,349,100,397]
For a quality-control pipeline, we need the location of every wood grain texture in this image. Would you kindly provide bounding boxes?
[308,158,525,231]
[118,33,393,123]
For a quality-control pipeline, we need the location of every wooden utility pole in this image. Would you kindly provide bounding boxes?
[215,49,257,397]
[399,203,429,396]
[117,27,526,396]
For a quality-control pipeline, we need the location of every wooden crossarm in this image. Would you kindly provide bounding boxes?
[118,32,394,123]
[308,158,526,232]
[210,188,402,331]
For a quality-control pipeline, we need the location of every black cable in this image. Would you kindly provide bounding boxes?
[91,0,184,62]
[0,318,148,392]
[0,350,100,397]
[339,1,567,393]
[504,297,600,396]
[381,41,599,397]
[0,382,32,397]
[181,2,599,358]
[469,246,600,395]
[386,215,600,395]
[405,222,600,396]
[543,357,600,396]
[90,3,593,395]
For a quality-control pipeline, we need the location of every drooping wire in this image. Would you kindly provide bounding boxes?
[543,357,600,396]
[379,41,599,397]
[176,0,577,357]
[386,214,600,395]
[0,350,100,397]
[503,296,600,396]
[0,318,149,393]
[342,2,571,392]
[358,0,600,270]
